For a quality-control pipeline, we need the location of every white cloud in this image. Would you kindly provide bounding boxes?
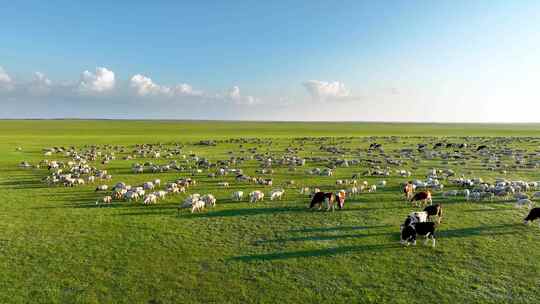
[130,74,202,98]
[28,72,52,95]
[0,66,14,91]
[79,67,115,93]
[130,74,170,96]
[227,85,260,105]
[303,80,351,101]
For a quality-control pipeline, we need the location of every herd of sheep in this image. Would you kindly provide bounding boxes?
[15,136,540,246]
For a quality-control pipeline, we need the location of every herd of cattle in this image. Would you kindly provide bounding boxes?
[16,136,540,248]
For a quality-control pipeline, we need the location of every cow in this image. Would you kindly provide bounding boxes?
[310,192,336,211]
[400,222,437,247]
[410,191,432,207]
[524,208,540,227]
[335,190,346,209]
[423,204,443,224]
[401,211,428,231]
[403,182,415,200]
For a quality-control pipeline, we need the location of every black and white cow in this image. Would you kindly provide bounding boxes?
[524,208,540,227]
[400,222,437,247]
[423,204,443,224]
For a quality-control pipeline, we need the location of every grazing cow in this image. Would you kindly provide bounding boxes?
[309,192,335,211]
[410,191,432,207]
[401,211,428,231]
[335,190,346,209]
[423,204,443,224]
[403,182,415,200]
[400,222,437,247]
[524,208,540,226]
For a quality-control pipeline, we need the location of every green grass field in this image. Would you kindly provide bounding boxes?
[1,120,540,303]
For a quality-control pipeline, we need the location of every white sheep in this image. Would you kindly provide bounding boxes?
[95,184,108,191]
[218,182,230,188]
[516,199,534,209]
[270,189,285,201]
[201,194,216,207]
[143,194,158,205]
[249,191,264,203]
[232,191,244,201]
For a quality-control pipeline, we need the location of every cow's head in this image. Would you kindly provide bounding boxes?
[400,225,416,245]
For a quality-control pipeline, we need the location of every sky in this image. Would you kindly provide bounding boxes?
[1,0,540,122]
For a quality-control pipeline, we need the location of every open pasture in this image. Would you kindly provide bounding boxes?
[1,120,540,303]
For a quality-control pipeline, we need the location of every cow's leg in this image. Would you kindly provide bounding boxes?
[423,233,429,245]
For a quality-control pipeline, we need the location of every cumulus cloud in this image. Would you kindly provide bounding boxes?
[303,80,351,101]
[130,74,170,96]
[78,67,115,93]
[130,74,202,98]
[227,86,260,105]
[0,66,14,91]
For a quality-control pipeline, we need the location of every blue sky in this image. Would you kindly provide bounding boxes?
[1,1,539,121]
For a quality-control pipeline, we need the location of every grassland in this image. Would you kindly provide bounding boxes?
[1,120,540,304]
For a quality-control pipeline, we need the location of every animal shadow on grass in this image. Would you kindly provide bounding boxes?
[0,178,47,189]
[254,231,394,244]
[231,243,401,262]
[180,206,308,219]
[440,223,523,239]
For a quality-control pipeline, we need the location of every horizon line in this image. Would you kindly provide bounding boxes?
[0,118,539,125]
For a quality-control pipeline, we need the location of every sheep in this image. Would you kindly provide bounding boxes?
[463,189,471,200]
[191,199,205,213]
[183,194,201,206]
[249,191,265,203]
[95,184,108,192]
[299,187,310,195]
[201,194,217,207]
[143,194,158,205]
[270,189,285,201]
[124,191,140,201]
[143,181,154,190]
[232,191,244,201]
[516,199,534,209]
[347,186,359,197]
[179,194,202,213]
[154,190,167,199]
[113,188,127,200]
[97,195,112,205]
[217,182,230,188]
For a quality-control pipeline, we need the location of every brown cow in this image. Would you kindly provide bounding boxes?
[411,191,432,207]
[310,192,336,211]
[403,182,415,200]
